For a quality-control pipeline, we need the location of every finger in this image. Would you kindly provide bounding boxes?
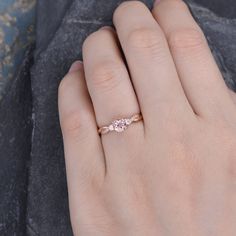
[58,61,105,208]
[113,1,193,128]
[229,89,236,105]
[152,0,235,119]
[82,27,144,159]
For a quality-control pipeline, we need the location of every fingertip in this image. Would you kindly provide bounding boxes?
[69,60,83,73]
[59,61,85,106]
[153,0,161,7]
[99,26,114,31]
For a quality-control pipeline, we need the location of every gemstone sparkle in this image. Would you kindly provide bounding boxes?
[112,119,131,132]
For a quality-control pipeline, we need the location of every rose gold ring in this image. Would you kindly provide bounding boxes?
[98,114,143,135]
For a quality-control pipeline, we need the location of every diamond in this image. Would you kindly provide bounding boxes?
[112,119,131,132]
[98,114,142,135]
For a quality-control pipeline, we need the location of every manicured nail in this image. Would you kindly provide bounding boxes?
[69,60,83,73]
[154,0,161,6]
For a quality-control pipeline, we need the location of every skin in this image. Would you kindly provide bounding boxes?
[58,0,236,235]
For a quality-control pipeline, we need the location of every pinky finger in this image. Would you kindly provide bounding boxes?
[58,61,106,221]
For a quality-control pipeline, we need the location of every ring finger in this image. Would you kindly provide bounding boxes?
[82,27,144,171]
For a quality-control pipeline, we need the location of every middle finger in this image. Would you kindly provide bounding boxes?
[82,27,144,165]
[113,1,194,128]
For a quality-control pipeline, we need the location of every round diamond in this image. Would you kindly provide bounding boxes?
[112,119,129,132]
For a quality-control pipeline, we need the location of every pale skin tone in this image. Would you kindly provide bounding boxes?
[58,0,236,235]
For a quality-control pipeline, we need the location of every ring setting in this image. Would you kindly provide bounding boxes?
[98,114,142,135]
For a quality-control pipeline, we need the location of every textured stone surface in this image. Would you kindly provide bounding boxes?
[0,0,236,235]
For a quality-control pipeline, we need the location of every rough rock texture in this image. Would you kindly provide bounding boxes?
[0,0,236,235]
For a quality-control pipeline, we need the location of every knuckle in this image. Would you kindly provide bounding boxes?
[61,111,90,141]
[168,28,205,52]
[90,61,123,92]
[128,27,159,49]
[127,27,165,57]
[113,1,145,21]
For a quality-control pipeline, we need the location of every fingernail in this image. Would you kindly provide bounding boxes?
[100,26,114,31]
[69,60,83,73]
[154,0,161,6]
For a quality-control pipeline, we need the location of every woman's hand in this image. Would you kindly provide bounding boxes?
[58,0,236,235]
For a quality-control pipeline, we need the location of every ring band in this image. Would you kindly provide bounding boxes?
[98,113,143,135]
